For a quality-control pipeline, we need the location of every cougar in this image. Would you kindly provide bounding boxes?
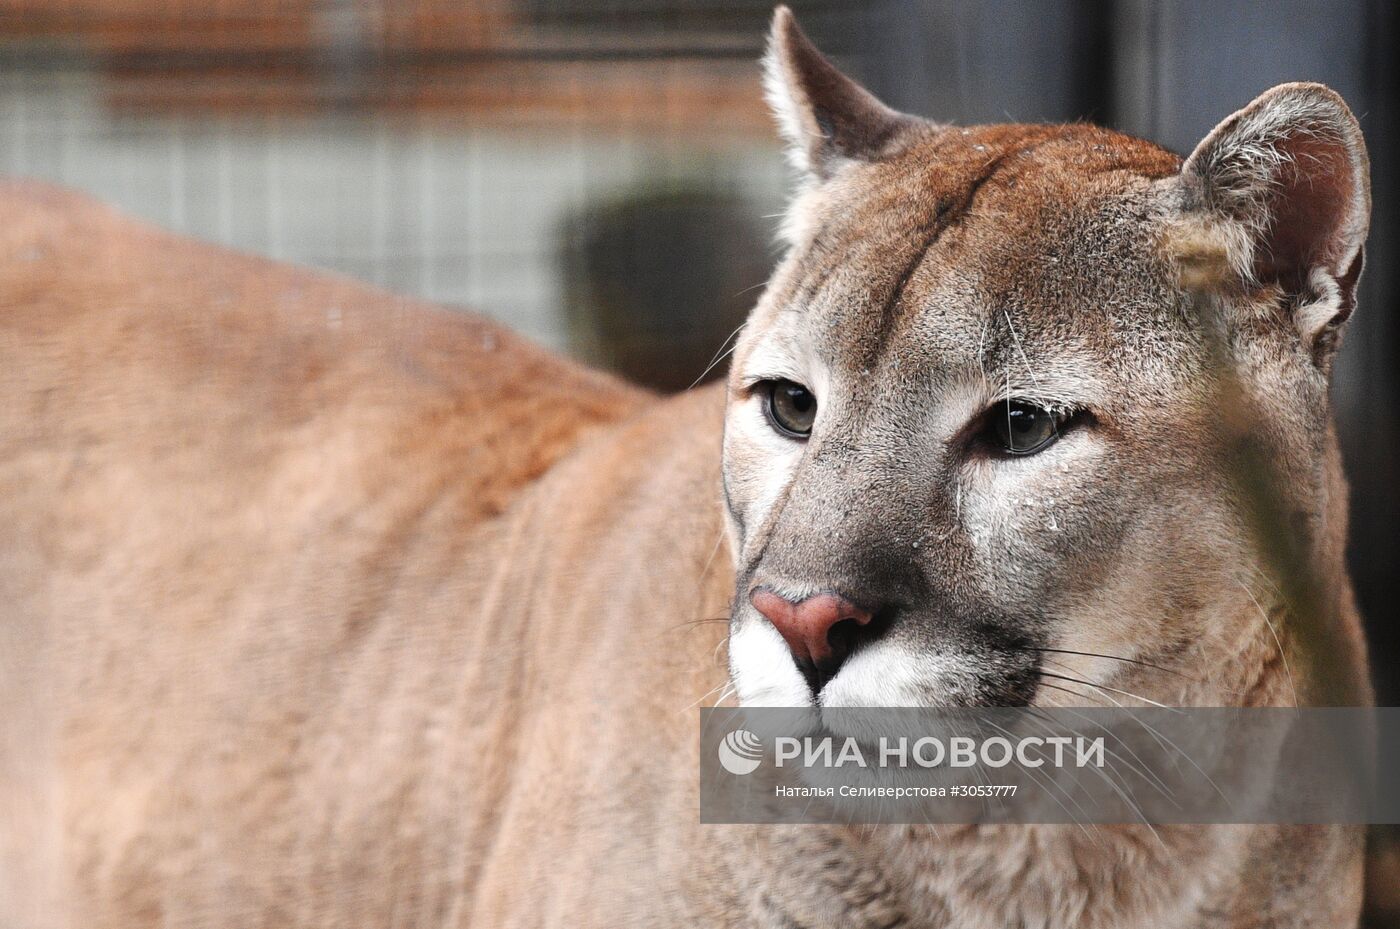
[0,6,1384,927]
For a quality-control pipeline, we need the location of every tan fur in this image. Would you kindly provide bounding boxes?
[0,11,1381,927]
[0,180,736,926]
[1163,214,1242,291]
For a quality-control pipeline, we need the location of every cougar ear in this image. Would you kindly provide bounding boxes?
[763,6,923,179]
[1176,82,1370,364]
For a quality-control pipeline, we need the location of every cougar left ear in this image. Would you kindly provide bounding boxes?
[763,6,925,180]
[1176,82,1370,365]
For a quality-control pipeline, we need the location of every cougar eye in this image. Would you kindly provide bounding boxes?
[990,400,1066,456]
[763,379,817,438]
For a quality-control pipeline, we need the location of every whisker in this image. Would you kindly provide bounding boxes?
[1004,644,1201,683]
[712,633,731,667]
[1002,308,1041,389]
[697,526,728,594]
[1025,704,1167,847]
[985,717,1098,840]
[1017,645,1247,699]
[1038,671,1183,713]
[1042,703,1179,802]
[676,616,730,628]
[687,321,747,390]
[1036,680,1110,707]
[733,278,772,298]
[1040,662,1192,775]
[684,677,736,712]
[1235,578,1299,709]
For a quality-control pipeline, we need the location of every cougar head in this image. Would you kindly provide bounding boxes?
[722,8,1370,711]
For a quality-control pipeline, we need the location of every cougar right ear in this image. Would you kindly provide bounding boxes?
[1173,83,1370,366]
[763,6,925,180]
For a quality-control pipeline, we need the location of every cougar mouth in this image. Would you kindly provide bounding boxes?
[813,636,1044,709]
[730,593,1046,709]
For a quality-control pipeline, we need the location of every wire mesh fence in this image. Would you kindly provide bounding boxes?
[0,0,801,372]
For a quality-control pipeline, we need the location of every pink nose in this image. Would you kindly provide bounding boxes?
[749,589,874,667]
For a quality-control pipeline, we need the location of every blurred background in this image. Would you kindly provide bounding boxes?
[0,1,1395,709]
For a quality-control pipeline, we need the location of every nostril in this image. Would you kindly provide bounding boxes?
[748,587,882,684]
[805,612,885,694]
[825,615,867,662]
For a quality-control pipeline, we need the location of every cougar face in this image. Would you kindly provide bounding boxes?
[723,10,1369,712]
